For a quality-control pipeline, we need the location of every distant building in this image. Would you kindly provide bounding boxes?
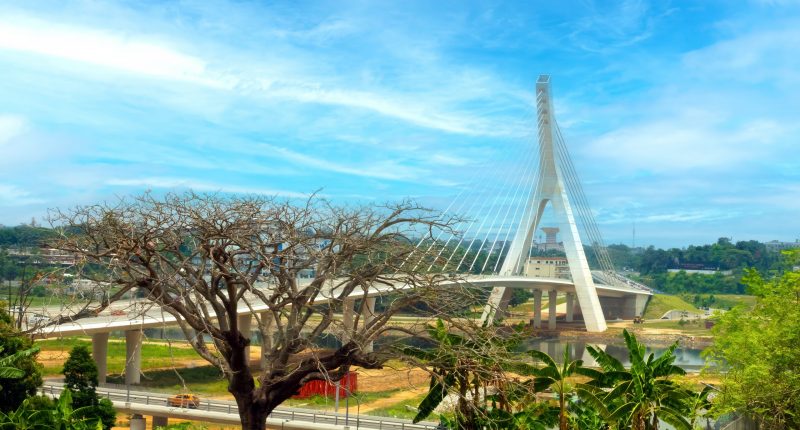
[524,256,570,279]
[38,248,79,266]
[533,227,564,252]
[667,268,732,275]
[5,246,78,266]
[765,239,800,252]
[668,263,732,275]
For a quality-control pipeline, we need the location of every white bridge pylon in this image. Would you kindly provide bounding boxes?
[480,75,607,332]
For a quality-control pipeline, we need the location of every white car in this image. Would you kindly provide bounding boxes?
[27,314,50,325]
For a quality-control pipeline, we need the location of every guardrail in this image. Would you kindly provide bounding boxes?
[41,383,439,430]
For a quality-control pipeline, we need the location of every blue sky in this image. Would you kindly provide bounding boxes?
[0,0,798,248]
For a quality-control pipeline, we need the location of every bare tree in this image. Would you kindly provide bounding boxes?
[47,192,469,430]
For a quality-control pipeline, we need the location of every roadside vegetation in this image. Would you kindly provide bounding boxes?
[704,250,800,429]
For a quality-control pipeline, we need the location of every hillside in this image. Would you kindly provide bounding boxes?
[643,294,701,319]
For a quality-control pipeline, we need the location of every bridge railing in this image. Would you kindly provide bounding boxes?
[42,383,439,430]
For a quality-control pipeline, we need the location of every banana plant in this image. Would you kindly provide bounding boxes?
[0,345,39,381]
[577,330,693,430]
[526,347,597,430]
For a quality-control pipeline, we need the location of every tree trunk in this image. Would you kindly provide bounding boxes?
[227,330,267,430]
[237,399,269,430]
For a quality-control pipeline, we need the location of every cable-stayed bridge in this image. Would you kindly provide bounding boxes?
[37,75,650,346]
[33,76,650,412]
[402,75,651,332]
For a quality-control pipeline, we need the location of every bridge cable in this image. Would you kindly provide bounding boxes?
[552,120,618,280]
[443,132,541,273]
[435,103,541,273]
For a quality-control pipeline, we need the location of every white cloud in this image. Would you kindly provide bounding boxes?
[429,153,472,167]
[0,14,519,137]
[0,16,227,87]
[105,177,309,198]
[0,115,27,143]
[258,143,428,181]
[682,26,800,85]
[638,210,739,223]
[0,184,43,206]
[585,114,786,172]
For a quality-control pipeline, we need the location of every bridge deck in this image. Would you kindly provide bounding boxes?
[36,275,649,337]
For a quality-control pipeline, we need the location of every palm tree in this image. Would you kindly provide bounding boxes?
[578,329,693,430]
[527,347,593,430]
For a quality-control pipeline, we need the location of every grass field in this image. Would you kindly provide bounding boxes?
[639,319,711,334]
[37,336,201,376]
[707,294,757,310]
[105,363,405,410]
[508,296,566,314]
[367,391,430,420]
[284,389,401,410]
[106,365,230,396]
[642,294,700,319]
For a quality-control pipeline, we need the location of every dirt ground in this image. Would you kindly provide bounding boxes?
[353,365,430,393]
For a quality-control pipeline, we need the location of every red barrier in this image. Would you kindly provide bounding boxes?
[293,372,357,398]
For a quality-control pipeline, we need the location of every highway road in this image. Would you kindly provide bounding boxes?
[41,382,439,430]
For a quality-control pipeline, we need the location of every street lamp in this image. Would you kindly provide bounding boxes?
[334,381,360,429]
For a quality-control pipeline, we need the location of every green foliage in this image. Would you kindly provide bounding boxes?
[0,307,42,411]
[0,226,57,248]
[0,389,101,429]
[643,271,744,295]
[61,346,115,430]
[706,250,800,429]
[577,330,693,430]
[508,289,533,307]
[62,346,98,407]
[527,348,595,430]
[567,397,608,430]
[0,345,38,381]
[404,319,527,429]
[595,238,784,276]
[411,325,709,430]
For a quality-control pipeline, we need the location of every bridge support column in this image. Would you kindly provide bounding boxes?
[238,314,252,366]
[548,290,557,329]
[92,332,109,385]
[566,293,574,322]
[152,416,168,428]
[533,290,542,328]
[342,298,355,344]
[129,414,146,430]
[624,294,650,319]
[363,297,376,353]
[259,311,273,370]
[125,330,142,385]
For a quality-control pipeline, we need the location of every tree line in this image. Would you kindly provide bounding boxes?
[593,238,785,275]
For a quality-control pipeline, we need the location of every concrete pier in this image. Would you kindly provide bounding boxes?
[566,293,574,322]
[125,330,143,385]
[92,332,109,384]
[533,289,542,328]
[238,314,252,364]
